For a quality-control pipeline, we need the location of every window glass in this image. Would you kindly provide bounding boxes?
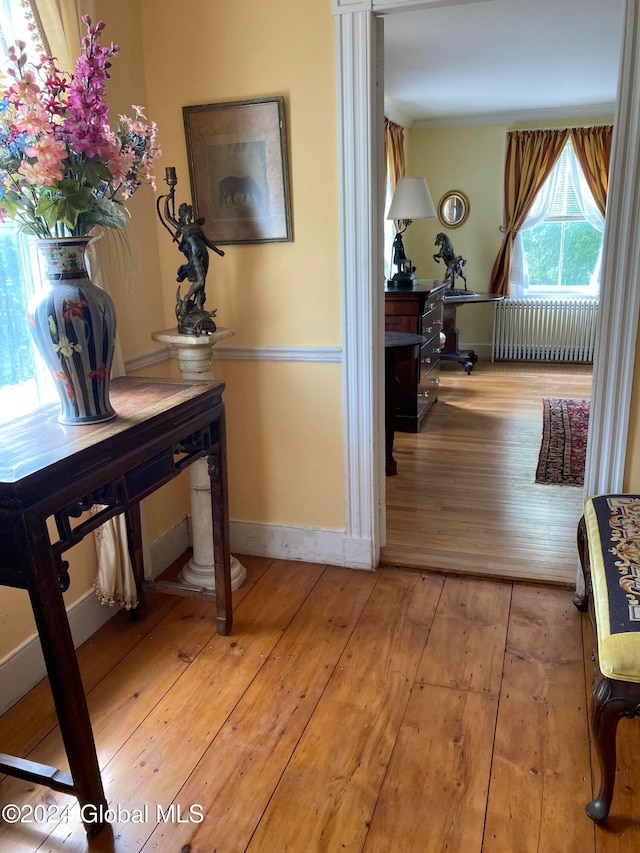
[0,2,56,421]
[519,141,603,297]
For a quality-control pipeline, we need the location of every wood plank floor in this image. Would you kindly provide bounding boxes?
[381,360,594,585]
[1,556,639,851]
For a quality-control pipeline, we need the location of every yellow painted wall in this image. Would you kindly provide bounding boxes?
[139,0,344,527]
[140,0,340,348]
[404,116,613,345]
[0,533,98,660]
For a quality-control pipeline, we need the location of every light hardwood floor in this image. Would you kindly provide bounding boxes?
[1,554,639,851]
[381,360,594,585]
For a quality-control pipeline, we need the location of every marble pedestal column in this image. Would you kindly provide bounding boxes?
[151,327,246,592]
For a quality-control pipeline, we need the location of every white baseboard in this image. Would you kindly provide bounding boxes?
[230,519,374,571]
[457,342,492,359]
[0,589,117,717]
[148,515,191,580]
[0,516,191,716]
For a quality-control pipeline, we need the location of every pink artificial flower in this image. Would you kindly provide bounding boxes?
[18,158,63,186]
[24,136,66,176]
[11,71,40,103]
[13,102,52,135]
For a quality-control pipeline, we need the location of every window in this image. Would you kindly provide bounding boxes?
[512,140,603,299]
[0,2,56,421]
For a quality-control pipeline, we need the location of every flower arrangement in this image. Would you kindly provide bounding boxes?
[0,15,161,238]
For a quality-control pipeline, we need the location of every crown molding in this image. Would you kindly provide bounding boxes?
[332,0,491,15]
[410,102,616,129]
[383,98,413,127]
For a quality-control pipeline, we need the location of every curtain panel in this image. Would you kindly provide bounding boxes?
[384,118,405,230]
[489,128,570,296]
[27,0,88,71]
[570,125,613,217]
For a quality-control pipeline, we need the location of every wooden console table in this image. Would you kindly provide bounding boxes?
[0,377,232,834]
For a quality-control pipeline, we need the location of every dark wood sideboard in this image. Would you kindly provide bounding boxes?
[384,281,447,432]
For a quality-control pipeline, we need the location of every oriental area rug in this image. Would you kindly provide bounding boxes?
[535,398,590,486]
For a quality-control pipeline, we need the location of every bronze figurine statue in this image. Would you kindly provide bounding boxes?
[433,232,469,291]
[157,168,224,336]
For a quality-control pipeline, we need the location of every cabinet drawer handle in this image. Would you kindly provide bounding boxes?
[422,356,432,365]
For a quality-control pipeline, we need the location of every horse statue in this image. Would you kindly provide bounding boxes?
[433,232,468,289]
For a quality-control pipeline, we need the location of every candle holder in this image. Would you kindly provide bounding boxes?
[156,168,224,336]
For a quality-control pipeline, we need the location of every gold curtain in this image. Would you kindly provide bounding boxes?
[384,118,405,188]
[570,125,613,217]
[28,0,137,608]
[27,0,90,71]
[489,128,570,296]
[384,118,405,229]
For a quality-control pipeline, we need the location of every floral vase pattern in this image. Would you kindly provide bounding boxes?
[28,237,116,424]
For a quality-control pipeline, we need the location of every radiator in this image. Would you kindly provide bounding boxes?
[492,298,599,363]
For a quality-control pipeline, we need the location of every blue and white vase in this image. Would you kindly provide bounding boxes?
[28,236,117,424]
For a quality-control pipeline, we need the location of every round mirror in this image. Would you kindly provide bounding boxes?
[437,190,469,228]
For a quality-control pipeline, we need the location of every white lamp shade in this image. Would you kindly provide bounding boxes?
[387,177,436,220]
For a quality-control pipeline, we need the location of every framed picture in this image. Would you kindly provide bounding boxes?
[182,97,292,245]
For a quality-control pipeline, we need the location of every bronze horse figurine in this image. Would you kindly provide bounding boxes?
[433,232,467,289]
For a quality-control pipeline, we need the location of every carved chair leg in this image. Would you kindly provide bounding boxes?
[587,676,628,821]
[574,515,589,612]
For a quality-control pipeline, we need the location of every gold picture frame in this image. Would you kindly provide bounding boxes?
[183,97,292,245]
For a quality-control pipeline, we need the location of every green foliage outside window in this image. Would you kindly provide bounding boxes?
[522,221,602,288]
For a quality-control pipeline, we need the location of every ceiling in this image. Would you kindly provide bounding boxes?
[383,0,624,127]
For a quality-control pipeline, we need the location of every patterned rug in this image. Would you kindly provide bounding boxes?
[535,398,590,486]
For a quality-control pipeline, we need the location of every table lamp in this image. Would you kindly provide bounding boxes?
[386,177,436,289]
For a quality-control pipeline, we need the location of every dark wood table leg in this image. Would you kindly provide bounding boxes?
[125,502,146,620]
[27,523,107,835]
[441,301,478,372]
[441,300,460,355]
[209,409,233,636]
[385,348,399,476]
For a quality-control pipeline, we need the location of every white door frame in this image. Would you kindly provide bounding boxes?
[334,0,640,578]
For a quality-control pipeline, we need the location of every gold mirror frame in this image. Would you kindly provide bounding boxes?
[437,190,470,228]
